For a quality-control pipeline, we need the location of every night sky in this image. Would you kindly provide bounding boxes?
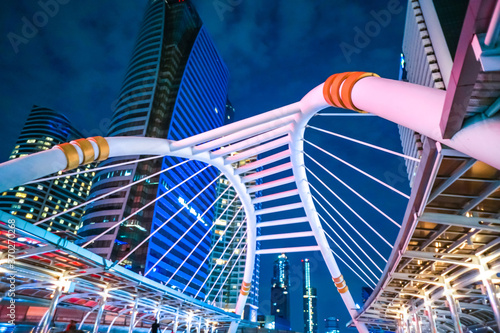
[0,1,409,331]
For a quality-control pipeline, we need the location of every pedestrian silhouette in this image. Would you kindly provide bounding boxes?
[152,319,160,333]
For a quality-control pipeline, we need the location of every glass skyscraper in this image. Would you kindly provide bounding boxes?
[271,253,290,323]
[0,106,92,234]
[79,0,229,298]
[303,258,318,333]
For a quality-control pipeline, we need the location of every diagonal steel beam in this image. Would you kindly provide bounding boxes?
[428,159,477,203]
[459,180,500,215]
[419,212,500,232]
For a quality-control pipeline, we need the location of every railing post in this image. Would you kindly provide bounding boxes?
[93,289,108,333]
[479,260,500,330]
[411,304,422,333]
[38,285,62,333]
[443,280,463,333]
[424,294,437,333]
[196,320,201,333]
[173,311,179,333]
[128,297,139,333]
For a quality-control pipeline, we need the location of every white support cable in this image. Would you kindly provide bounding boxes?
[163,182,236,284]
[307,167,394,247]
[191,218,247,296]
[311,190,386,268]
[304,139,410,199]
[81,161,205,248]
[306,125,420,162]
[117,165,215,265]
[203,231,247,301]
[144,174,222,277]
[211,244,248,304]
[35,160,190,227]
[181,213,246,293]
[311,186,387,265]
[165,203,244,287]
[304,152,400,228]
[25,154,168,184]
[330,249,377,290]
[318,214,378,287]
[317,212,380,282]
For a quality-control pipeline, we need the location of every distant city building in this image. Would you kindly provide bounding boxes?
[206,153,261,320]
[0,105,92,234]
[271,253,290,327]
[324,317,340,333]
[78,0,230,298]
[398,0,468,186]
[302,259,317,333]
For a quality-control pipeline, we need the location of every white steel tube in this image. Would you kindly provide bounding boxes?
[293,87,369,333]
[350,77,500,170]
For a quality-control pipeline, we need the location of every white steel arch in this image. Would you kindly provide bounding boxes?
[1,72,499,332]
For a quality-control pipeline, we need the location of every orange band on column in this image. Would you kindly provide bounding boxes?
[240,281,251,295]
[340,72,379,112]
[323,74,339,107]
[330,72,354,109]
[88,136,110,161]
[338,285,349,294]
[73,139,95,165]
[333,275,344,283]
[56,143,80,170]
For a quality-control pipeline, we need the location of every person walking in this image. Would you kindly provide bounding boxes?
[152,319,160,333]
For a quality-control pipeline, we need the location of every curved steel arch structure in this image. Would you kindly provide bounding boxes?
[1,72,500,332]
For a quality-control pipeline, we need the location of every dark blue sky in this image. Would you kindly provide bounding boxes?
[0,0,409,331]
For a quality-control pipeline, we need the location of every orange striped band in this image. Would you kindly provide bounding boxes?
[56,143,80,170]
[88,136,110,161]
[323,72,379,112]
[240,281,251,296]
[338,285,349,294]
[72,139,95,165]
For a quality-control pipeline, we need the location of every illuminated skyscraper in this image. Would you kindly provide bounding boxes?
[0,106,92,234]
[79,0,229,297]
[303,258,317,333]
[271,253,290,324]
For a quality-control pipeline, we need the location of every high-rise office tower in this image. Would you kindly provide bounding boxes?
[324,317,340,333]
[79,0,229,297]
[0,106,92,234]
[271,253,290,323]
[302,258,317,333]
[398,0,468,185]
[206,152,261,320]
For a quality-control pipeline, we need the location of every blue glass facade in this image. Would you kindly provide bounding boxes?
[146,26,229,297]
